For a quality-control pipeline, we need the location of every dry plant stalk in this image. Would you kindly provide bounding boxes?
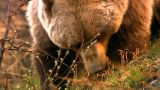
[0,0,31,68]
[11,0,30,15]
[0,0,11,68]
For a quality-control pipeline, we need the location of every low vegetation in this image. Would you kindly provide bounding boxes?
[0,0,159,90]
[0,39,159,90]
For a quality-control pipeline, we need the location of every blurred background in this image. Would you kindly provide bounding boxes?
[0,0,34,89]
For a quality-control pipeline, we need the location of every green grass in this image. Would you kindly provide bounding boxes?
[10,70,40,90]
[1,39,160,90]
[65,39,160,90]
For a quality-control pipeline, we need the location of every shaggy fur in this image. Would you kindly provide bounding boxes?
[26,0,158,90]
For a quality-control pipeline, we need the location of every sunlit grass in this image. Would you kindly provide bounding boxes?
[11,70,40,90]
[1,39,160,90]
[65,39,160,90]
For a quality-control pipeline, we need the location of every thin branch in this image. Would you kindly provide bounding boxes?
[0,0,11,68]
[11,0,30,15]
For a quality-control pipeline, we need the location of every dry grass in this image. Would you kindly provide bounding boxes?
[1,39,158,90]
[0,0,160,90]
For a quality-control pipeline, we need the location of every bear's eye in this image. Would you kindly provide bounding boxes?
[43,0,54,9]
[43,0,54,15]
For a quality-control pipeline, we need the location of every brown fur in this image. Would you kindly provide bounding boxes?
[26,0,156,90]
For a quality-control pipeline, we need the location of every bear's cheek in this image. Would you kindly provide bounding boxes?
[47,18,83,49]
[50,29,82,49]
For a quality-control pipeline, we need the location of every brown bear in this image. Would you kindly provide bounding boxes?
[26,0,156,90]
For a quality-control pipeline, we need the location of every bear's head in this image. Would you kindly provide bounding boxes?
[38,0,113,50]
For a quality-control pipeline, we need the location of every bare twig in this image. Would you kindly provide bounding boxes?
[3,71,9,90]
[0,0,11,68]
[0,0,31,68]
[11,0,30,15]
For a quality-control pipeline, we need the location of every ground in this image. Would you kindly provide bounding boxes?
[0,0,159,90]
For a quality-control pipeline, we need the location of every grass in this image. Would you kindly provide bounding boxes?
[65,39,160,90]
[0,38,160,90]
[11,70,40,90]
[0,0,160,89]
